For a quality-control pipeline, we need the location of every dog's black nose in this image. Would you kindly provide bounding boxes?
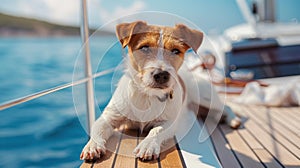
[153,71,170,84]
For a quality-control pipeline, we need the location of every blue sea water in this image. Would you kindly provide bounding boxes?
[0,37,123,168]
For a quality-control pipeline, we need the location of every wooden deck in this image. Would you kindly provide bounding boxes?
[80,130,186,168]
[212,95,300,168]
[81,96,300,168]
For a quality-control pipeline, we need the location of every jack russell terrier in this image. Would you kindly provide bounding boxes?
[80,21,241,161]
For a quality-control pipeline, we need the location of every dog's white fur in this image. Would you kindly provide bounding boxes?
[80,22,241,161]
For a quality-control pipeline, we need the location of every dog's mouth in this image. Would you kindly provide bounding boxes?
[151,84,169,89]
[147,83,174,102]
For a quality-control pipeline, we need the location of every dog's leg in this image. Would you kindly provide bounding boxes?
[197,91,241,129]
[223,105,241,129]
[80,75,131,160]
[133,121,174,161]
[80,110,125,160]
[189,75,241,129]
[80,117,113,160]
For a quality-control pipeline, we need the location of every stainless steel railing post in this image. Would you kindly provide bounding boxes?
[80,0,95,135]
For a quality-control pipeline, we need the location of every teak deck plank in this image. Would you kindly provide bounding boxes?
[237,128,263,149]
[248,105,300,136]
[220,124,264,168]
[159,140,184,168]
[113,130,138,168]
[80,162,92,168]
[244,106,300,159]
[278,107,300,123]
[206,119,241,168]
[289,107,300,122]
[272,107,300,130]
[250,105,300,137]
[237,105,300,166]
[253,149,283,168]
[237,128,283,168]
[271,107,300,136]
[247,106,300,149]
[223,94,300,167]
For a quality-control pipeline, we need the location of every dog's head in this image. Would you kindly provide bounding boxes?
[116,21,203,97]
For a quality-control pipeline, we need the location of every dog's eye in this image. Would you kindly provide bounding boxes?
[139,45,150,53]
[171,49,181,55]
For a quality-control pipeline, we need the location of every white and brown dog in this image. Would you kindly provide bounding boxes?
[80,21,241,161]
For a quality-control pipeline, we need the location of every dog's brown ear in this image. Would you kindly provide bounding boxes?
[116,21,147,48]
[174,24,203,52]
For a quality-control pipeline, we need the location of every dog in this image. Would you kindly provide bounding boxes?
[80,21,241,161]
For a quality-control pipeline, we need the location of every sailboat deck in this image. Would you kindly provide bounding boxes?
[212,95,300,168]
[81,94,300,168]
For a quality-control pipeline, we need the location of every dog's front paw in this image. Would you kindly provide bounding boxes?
[230,117,241,129]
[133,137,160,161]
[80,139,106,160]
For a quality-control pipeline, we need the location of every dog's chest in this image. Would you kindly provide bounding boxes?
[127,87,182,124]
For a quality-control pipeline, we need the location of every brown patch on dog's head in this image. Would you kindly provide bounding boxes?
[116,21,149,48]
[116,21,203,52]
[172,24,203,53]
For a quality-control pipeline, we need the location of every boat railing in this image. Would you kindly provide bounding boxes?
[0,67,115,111]
[80,0,96,134]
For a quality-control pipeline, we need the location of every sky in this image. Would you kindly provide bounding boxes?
[0,0,300,33]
